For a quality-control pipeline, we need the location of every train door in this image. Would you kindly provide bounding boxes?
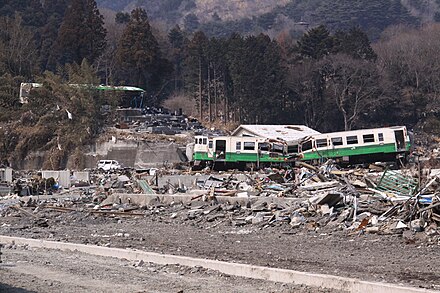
[207,139,214,158]
[394,130,405,151]
[215,139,226,160]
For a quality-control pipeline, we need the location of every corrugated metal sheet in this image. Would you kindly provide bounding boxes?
[376,169,418,196]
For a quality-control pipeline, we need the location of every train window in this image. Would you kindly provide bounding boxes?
[195,138,198,144]
[316,139,328,148]
[346,136,358,145]
[258,143,270,151]
[331,137,343,146]
[288,145,299,153]
[302,140,313,151]
[272,143,284,153]
[208,140,213,148]
[202,138,207,145]
[198,138,203,144]
[236,142,241,150]
[243,142,255,150]
[363,134,374,143]
[378,133,384,142]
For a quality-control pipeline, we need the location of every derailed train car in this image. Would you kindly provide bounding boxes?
[191,126,411,169]
[192,135,293,170]
[296,126,411,165]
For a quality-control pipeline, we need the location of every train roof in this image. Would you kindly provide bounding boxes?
[306,126,407,140]
[231,125,320,142]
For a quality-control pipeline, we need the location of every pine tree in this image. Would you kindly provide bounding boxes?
[115,8,170,97]
[226,33,286,123]
[225,33,245,122]
[0,0,45,27]
[184,31,209,120]
[297,25,334,60]
[53,0,106,66]
[184,13,200,32]
[40,0,69,70]
[168,25,187,91]
[115,12,130,24]
[333,27,377,61]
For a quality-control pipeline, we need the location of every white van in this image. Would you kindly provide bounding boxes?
[97,160,121,171]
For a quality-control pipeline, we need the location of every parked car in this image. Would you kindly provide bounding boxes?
[97,160,121,171]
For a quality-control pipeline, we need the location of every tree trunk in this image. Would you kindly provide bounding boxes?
[208,61,211,123]
[199,58,203,121]
[344,114,349,131]
[225,94,228,124]
[213,65,217,122]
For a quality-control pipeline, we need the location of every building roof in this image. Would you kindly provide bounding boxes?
[231,125,320,143]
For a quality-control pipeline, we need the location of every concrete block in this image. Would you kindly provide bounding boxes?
[41,170,71,188]
[0,168,13,183]
[73,171,90,183]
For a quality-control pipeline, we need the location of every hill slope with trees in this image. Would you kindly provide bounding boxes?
[97,0,440,38]
[2,0,440,169]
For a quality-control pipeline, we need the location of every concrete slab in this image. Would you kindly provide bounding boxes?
[102,192,313,207]
[73,171,89,183]
[0,168,13,183]
[41,170,71,188]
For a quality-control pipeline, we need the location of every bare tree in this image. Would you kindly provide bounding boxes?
[0,15,38,77]
[321,54,381,131]
[375,23,440,123]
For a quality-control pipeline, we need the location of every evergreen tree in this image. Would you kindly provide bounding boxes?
[168,25,187,91]
[297,25,334,60]
[205,37,228,122]
[184,13,200,32]
[225,33,246,121]
[115,8,171,98]
[226,33,286,123]
[40,0,69,70]
[115,12,130,24]
[22,0,46,27]
[53,0,106,66]
[184,31,209,120]
[0,0,45,27]
[334,27,377,61]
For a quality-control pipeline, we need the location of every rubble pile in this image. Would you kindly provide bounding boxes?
[115,107,223,137]
[141,163,440,244]
[1,161,440,245]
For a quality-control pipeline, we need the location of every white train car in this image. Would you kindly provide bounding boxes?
[298,126,411,164]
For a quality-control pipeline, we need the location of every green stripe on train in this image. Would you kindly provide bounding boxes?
[301,143,409,161]
[193,152,287,162]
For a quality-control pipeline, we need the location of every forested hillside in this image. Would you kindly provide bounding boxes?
[1,0,440,168]
[97,0,440,39]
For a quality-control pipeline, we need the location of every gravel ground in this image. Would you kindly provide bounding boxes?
[0,245,342,293]
[1,203,440,291]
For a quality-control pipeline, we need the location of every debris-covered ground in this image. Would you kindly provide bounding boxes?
[1,159,440,291]
[0,245,343,293]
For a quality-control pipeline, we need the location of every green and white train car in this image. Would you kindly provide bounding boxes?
[297,126,411,164]
[192,135,291,170]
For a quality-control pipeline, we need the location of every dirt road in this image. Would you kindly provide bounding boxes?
[1,210,439,291]
[0,245,341,293]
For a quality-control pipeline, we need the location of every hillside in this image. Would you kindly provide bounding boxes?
[97,0,440,38]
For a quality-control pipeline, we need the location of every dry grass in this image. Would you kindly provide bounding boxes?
[161,93,197,117]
